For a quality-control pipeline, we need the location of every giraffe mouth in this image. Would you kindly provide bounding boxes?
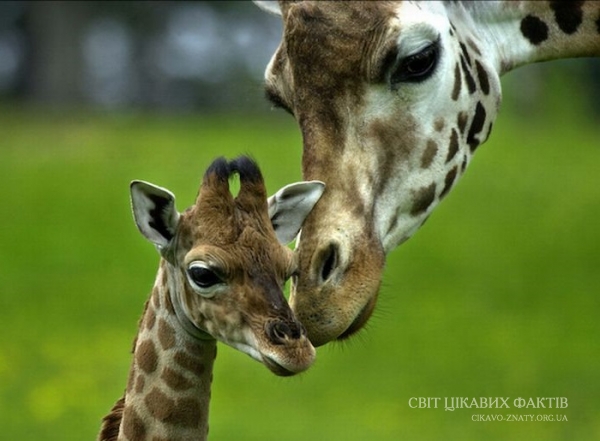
[231,339,313,376]
[336,294,378,341]
[262,356,296,377]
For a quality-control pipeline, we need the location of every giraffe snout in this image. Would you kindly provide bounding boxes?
[261,319,315,376]
[266,320,306,345]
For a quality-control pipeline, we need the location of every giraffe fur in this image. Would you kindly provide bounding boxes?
[255,0,600,346]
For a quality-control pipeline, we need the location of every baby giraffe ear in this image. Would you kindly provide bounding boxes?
[268,181,325,244]
[130,181,180,251]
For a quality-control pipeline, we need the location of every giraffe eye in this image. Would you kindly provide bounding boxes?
[390,41,439,86]
[187,262,224,296]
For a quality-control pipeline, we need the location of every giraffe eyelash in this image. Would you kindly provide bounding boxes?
[186,261,226,297]
[388,38,441,88]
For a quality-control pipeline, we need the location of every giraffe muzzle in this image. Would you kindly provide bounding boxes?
[292,231,385,347]
[266,320,305,344]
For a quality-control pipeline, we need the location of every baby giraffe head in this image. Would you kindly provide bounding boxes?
[130,156,324,376]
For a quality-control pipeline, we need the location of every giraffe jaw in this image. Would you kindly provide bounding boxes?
[336,294,379,342]
[261,356,298,377]
[229,336,315,376]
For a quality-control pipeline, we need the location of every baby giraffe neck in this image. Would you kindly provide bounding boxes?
[98,263,217,441]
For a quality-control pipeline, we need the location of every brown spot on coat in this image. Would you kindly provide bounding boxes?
[484,121,494,144]
[451,62,461,101]
[174,350,207,376]
[421,140,438,168]
[467,102,487,152]
[446,129,459,163]
[164,290,176,316]
[434,118,445,132]
[122,405,146,441]
[411,183,437,216]
[170,397,204,428]
[158,319,176,350]
[368,115,416,195]
[145,387,175,422]
[161,367,194,391]
[135,372,145,394]
[153,288,162,309]
[368,118,412,161]
[475,60,490,95]
[440,166,458,199]
[460,55,476,94]
[550,1,584,35]
[459,42,471,66]
[145,305,156,331]
[136,340,158,374]
[145,387,202,428]
[457,112,468,134]
[520,15,549,45]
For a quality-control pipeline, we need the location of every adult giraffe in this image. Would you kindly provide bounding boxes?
[254,1,600,346]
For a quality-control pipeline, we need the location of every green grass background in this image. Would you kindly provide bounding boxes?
[1,70,599,440]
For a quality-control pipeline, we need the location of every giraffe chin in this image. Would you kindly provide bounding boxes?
[262,356,301,377]
[336,294,378,342]
[260,344,316,376]
[230,339,315,376]
[291,243,385,347]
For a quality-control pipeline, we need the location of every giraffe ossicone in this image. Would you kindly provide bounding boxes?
[255,0,600,346]
[98,156,324,441]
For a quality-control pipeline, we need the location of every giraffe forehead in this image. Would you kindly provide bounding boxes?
[271,1,452,135]
[179,201,273,244]
[281,1,396,85]
[276,1,453,87]
[180,226,292,281]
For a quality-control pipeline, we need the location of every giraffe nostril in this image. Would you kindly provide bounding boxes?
[267,321,303,344]
[317,243,339,283]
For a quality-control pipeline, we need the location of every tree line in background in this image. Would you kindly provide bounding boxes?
[0,1,280,111]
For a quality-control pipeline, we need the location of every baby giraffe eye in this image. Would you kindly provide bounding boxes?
[187,262,224,296]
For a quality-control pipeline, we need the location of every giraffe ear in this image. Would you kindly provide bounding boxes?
[130,181,180,251]
[268,181,325,244]
[253,1,282,15]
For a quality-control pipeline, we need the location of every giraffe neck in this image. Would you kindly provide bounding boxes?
[98,262,217,441]
[449,1,600,74]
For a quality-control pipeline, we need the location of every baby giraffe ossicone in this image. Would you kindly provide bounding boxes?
[98,156,324,441]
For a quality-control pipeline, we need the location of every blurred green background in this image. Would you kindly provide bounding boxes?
[1,2,599,441]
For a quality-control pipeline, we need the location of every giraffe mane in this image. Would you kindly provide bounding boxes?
[97,396,125,441]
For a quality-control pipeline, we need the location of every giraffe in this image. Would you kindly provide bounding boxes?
[254,0,600,346]
[97,156,324,441]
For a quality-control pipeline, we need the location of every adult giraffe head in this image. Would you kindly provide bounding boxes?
[255,0,600,346]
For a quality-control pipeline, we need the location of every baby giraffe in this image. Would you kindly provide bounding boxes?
[98,156,324,441]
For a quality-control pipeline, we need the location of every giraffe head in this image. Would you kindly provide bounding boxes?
[130,156,324,375]
[255,1,508,345]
